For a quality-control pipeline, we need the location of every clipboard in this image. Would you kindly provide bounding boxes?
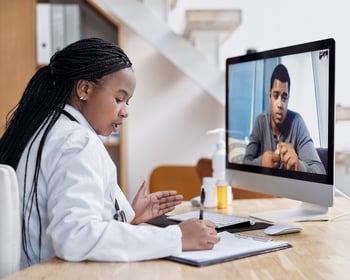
[166,231,292,267]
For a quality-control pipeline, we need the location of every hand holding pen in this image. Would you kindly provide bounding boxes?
[179,188,220,250]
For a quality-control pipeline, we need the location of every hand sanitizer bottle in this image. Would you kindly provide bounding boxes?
[207,128,233,206]
[207,128,226,182]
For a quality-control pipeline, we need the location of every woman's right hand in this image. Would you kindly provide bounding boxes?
[178,218,220,251]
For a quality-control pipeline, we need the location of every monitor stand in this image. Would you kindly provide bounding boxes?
[250,202,329,223]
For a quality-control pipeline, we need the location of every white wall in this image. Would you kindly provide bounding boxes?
[220,0,349,105]
[123,0,350,200]
[124,31,224,199]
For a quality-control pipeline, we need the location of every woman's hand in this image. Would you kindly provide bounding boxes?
[131,181,183,224]
[179,218,220,250]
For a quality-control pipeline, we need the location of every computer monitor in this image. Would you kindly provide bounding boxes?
[225,38,335,223]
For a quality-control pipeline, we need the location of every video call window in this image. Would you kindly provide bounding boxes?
[227,49,330,174]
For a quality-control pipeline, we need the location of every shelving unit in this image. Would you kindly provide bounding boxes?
[0,0,36,136]
[0,0,128,194]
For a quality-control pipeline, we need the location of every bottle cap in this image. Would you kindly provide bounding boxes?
[216,179,228,186]
[202,177,215,186]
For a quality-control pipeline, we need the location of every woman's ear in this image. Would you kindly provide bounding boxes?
[75,80,90,101]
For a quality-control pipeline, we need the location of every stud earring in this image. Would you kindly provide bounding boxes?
[79,96,85,101]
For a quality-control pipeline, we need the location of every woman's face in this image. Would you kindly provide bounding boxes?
[77,68,136,136]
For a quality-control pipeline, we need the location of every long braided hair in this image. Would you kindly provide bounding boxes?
[0,38,132,265]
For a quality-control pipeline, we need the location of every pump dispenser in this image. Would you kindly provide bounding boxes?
[207,128,233,206]
[207,128,226,181]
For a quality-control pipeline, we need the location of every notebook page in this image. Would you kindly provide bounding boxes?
[170,231,289,263]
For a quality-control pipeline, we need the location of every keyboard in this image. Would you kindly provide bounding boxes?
[167,211,254,229]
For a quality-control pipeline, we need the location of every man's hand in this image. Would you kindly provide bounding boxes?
[261,150,281,168]
[277,142,300,171]
[131,181,183,224]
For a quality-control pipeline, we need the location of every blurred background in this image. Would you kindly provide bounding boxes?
[1,0,349,200]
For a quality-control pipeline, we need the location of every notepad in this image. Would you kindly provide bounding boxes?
[167,231,291,267]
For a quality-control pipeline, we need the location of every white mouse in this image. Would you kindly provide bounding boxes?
[190,196,200,207]
[264,224,303,236]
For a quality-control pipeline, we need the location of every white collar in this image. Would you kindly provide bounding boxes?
[63,104,96,134]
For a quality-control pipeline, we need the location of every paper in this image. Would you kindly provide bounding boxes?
[167,231,291,266]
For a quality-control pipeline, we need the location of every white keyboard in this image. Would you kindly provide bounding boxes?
[168,211,254,229]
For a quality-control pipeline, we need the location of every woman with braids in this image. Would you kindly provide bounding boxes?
[0,38,220,268]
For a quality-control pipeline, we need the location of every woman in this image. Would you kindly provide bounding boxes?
[0,38,220,268]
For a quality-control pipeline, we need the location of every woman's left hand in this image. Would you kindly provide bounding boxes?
[131,181,183,224]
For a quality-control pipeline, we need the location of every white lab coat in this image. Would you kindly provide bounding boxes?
[17,105,182,269]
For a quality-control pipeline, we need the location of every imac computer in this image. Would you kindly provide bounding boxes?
[225,38,335,223]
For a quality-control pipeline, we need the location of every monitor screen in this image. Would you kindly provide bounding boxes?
[225,38,335,222]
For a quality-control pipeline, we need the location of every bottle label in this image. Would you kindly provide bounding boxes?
[202,177,217,208]
[217,185,228,209]
[202,185,217,208]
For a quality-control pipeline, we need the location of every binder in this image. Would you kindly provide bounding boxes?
[36,3,52,64]
[36,3,81,63]
[166,231,291,267]
[51,4,65,54]
[64,4,81,45]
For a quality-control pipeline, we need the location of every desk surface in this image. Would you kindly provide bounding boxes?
[4,197,350,280]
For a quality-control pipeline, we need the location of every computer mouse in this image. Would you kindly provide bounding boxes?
[190,196,200,207]
[264,224,303,236]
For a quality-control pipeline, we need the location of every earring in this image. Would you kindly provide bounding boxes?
[79,96,85,101]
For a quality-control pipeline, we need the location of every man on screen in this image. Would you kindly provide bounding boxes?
[243,64,326,174]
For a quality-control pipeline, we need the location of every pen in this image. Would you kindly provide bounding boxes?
[199,188,205,220]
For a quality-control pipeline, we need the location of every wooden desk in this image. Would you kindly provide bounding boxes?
[4,198,350,280]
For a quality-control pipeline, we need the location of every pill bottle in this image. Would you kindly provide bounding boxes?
[201,177,217,208]
[217,179,228,209]
[227,185,233,205]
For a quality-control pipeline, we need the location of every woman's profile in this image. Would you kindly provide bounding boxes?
[0,38,220,268]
